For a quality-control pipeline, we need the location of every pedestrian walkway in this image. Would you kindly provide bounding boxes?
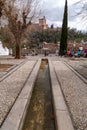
[49,60,75,130]
[51,60,87,130]
[0,59,38,126]
[0,56,87,130]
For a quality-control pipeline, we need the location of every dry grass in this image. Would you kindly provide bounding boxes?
[0,64,13,70]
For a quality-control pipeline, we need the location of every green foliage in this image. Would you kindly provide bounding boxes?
[0,27,15,49]
[0,32,10,43]
[26,29,61,47]
[68,28,87,42]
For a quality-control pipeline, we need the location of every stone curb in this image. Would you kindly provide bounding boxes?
[0,59,41,130]
[49,60,75,130]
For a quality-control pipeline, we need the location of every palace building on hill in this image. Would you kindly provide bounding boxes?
[39,16,48,30]
[27,16,48,32]
[27,16,61,32]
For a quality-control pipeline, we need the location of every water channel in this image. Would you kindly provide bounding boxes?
[22,59,56,130]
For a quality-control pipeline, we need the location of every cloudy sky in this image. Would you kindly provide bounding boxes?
[40,0,87,31]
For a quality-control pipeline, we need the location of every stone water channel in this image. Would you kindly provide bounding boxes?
[22,59,56,130]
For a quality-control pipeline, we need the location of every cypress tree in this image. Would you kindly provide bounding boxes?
[60,0,68,55]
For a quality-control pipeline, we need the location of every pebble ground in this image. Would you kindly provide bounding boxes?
[0,55,87,130]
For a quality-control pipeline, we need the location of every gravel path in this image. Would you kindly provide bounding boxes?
[63,58,87,79]
[0,55,87,130]
[0,57,26,78]
[0,60,37,126]
[52,60,87,130]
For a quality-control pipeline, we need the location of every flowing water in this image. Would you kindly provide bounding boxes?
[22,59,56,130]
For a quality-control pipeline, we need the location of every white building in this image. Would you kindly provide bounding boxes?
[0,41,9,55]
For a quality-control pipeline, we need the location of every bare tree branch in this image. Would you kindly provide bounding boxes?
[1,0,41,58]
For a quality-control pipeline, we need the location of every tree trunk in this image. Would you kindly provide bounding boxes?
[15,37,21,59]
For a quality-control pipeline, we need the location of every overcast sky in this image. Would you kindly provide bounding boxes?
[40,0,87,31]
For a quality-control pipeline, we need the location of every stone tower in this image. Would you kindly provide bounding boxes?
[39,16,48,29]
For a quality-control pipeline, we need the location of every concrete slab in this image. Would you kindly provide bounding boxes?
[49,60,75,130]
[56,110,74,130]
[53,95,67,111]
[0,98,28,130]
